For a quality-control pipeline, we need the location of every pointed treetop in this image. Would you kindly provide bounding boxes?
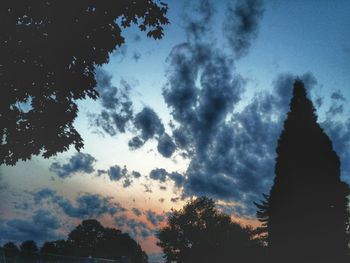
[293,79,307,98]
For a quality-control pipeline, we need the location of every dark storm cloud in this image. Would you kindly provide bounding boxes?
[163,43,244,155]
[157,133,176,158]
[159,0,269,216]
[128,136,144,150]
[97,165,142,188]
[60,194,120,218]
[145,210,165,226]
[148,168,185,188]
[108,165,127,181]
[90,68,133,136]
[0,209,61,243]
[33,189,125,218]
[223,0,264,58]
[33,188,57,203]
[149,168,168,182]
[126,107,173,156]
[166,69,316,216]
[91,69,171,157]
[169,172,186,188]
[133,107,165,142]
[49,153,96,178]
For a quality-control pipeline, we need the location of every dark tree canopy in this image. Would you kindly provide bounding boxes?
[20,240,38,254]
[40,240,67,255]
[157,197,263,263]
[256,80,350,263]
[0,1,169,165]
[56,219,147,263]
[3,242,20,257]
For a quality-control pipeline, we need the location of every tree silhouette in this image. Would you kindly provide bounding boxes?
[256,80,350,263]
[40,240,67,255]
[0,1,169,165]
[157,197,263,263]
[20,240,38,254]
[3,242,20,257]
[65,219,148,263]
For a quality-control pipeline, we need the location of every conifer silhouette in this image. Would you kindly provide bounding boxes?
[256,80,350,263]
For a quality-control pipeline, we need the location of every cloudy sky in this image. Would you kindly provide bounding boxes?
[2,0,350,262]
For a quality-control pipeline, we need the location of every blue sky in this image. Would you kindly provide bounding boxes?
[1,0,350,261]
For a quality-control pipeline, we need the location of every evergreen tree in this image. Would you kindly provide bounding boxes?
[256,80,350,263]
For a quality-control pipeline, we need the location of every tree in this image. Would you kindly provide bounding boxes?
[65,219,148,263]
[255,80,350,263]
[157,197,263,263]
[3,242,20,257]
[0,1,169,165]
[40,240,67,255]
[20,240,38,254]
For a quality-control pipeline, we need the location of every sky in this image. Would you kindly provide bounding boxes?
[2,0,350,262]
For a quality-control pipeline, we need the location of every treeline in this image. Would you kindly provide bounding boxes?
[1,220,148,263]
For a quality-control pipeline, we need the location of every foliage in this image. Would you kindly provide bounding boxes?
[0,1,169,165]
[255,80,350,263]
[20,240,38,254]
[40,240,67,255]
[3,242,20,257]
[49,219,148,263]
[157,197,263,263]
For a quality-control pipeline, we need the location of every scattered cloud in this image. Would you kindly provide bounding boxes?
[331,90,346,101]
[149,168,168,183]
[149,168,185,188]
[0,209,61,243]
[115,216,153,240]
[145,210,165,226]
[223,0,264,58]
[131,107,165,146]
[49,153,96,178]
[33,189,125,219]
[132,208,142,217]
[97,165,142,188]
[90,68,133,136]
[157,133,177,158]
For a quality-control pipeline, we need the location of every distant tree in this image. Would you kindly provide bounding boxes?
[255,80,350,263]
[3,242,20,257]
[66,219,148,263]
[0,1,169,165]
[20,240,38,254]
[40,240,67,255]
[157,197,263,263]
